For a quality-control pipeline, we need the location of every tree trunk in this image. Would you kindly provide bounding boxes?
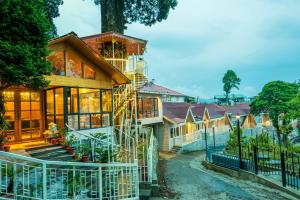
[101,0,125,34]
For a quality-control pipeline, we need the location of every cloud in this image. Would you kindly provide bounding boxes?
[55,0,300,98]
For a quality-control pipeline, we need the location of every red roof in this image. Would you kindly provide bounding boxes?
[139,83,186,96]
[191,104,206,120]
[191,104,225,120]
[163,102,190,124]
[222,104,251,116]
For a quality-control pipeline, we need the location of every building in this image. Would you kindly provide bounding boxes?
[157,102,232,152]
[4,32,129,144]
[214,94,249,105]
[222,104,257,129]
[139,82,188,103]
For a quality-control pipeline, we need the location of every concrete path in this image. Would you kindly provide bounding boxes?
[152,151,297,200]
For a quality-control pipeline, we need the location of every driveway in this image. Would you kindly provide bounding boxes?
[152,151,297,200]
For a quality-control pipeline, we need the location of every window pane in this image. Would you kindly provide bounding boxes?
[3,91,14,102]
[21,92,30,110]
[31,111,40,120]
[69,88,78,114]
[48,51,65,76]
[46,90,54,115]
[68,115,78,130]
[91,114,101,128]
[31,120,40,128]
[56,115,64,128]
[55,88,64,115]
[79,88,100,113]
[21,111,30,120]
[46,116,54,126]
[102,113,110,127]
[31,92,40,101]
[67,52,82,78]
[80,115,91,129]
[83,64,96,80]
[21,120,30,129]
[102,90,112,112]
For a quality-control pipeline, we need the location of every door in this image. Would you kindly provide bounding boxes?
[4,90,42,143]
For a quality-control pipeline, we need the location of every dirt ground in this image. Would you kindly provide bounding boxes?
[151,151,298,200]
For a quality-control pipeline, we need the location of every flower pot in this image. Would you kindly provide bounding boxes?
[4,146,10,152]
[73,154,80,160]
[67,147,74,155]
[81,154,89,162]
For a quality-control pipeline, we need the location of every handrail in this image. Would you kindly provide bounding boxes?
[66,123,119,147]
[0,151,136,167]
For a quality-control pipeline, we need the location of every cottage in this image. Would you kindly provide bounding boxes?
[3,32,129,144]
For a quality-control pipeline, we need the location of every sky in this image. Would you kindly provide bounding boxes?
[54,0,300,99]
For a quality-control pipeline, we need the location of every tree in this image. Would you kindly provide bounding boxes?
[250,81,299,146]
[44,0,64,37]
[222,70,241,105]
[287,92,300,133]
[92,0,178,33]
[0,0,52,134]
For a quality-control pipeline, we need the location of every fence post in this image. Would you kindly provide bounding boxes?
[42,163,47,200]
[253,146,258,174]
[98,166,102,200]
[280,151,287,187]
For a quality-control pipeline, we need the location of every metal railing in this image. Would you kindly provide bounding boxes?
[0,151,139,199]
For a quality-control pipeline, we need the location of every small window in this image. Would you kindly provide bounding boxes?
[83,64,96,80]
[67,52,82,78]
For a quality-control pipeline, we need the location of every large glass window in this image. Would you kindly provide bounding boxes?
[67,52,82,78]
[138,97,159,118]
[48,51,65,76]
[102,90,112,112]
[79,88,100,113]
[47,87,112,130]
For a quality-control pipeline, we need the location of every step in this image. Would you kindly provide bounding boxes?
[36,150,69,160]
[49,154,74,162]
[25,144,61,152]
[28,146,65,157]
[139,189,151,200]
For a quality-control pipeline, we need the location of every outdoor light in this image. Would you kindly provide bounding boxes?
[236,115,241,120]
[266,120,271,127]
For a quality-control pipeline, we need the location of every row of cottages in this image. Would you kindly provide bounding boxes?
[4,32,130,144]
[158,102,233,152]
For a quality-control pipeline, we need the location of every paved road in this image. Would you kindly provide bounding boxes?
[152,151,297,200]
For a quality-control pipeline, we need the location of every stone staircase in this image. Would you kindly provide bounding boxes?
[25,144,74,161]
[171,146,182,154]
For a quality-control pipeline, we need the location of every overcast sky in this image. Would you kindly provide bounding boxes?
[54,0,300,99]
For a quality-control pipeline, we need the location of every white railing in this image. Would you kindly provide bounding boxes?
[105,57,148,76]
[0,151,139,200]
[182,130,202,145]
[147,129,154,183]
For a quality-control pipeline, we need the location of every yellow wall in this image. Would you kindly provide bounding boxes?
[47,42,112,89]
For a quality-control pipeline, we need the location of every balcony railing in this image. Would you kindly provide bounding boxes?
[0,151,139,200]
[105,57,148,76]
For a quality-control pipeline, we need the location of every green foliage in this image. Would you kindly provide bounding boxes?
[225,127,245,153]
[93,0,178,33]
[0,0,53,135]
[250,81,299,130]
[222,70,241,105]
[94,147,117,163]
[44,0,64,37]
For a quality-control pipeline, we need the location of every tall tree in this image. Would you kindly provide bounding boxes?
[0,0,52,133]
[222,70,241,105]
[44,0,64,37]
[250,81,299,146]
[93,0,178,33]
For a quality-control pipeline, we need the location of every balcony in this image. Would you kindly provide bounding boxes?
[105,56,148,78]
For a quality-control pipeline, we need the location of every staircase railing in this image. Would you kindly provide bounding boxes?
[66,124,119,163]
[0,151,139,200]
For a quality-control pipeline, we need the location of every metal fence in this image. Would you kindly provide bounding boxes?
[207,130,300,190]
[0,151,139,199]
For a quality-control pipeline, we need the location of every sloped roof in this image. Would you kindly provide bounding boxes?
[190,104,206,120]
[49,32,130,85]
[222,104,251,116]
[163,102,190,124]
[139,83,186,96]
[81,31,147,55]
[191,103,226,120]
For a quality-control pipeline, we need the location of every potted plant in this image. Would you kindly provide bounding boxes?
[59,127,69,145]
[65,135,76,155]
[80,144,91,162]
[0,132,8,151]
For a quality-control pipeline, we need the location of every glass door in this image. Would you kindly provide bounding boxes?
[20,91,42,141]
